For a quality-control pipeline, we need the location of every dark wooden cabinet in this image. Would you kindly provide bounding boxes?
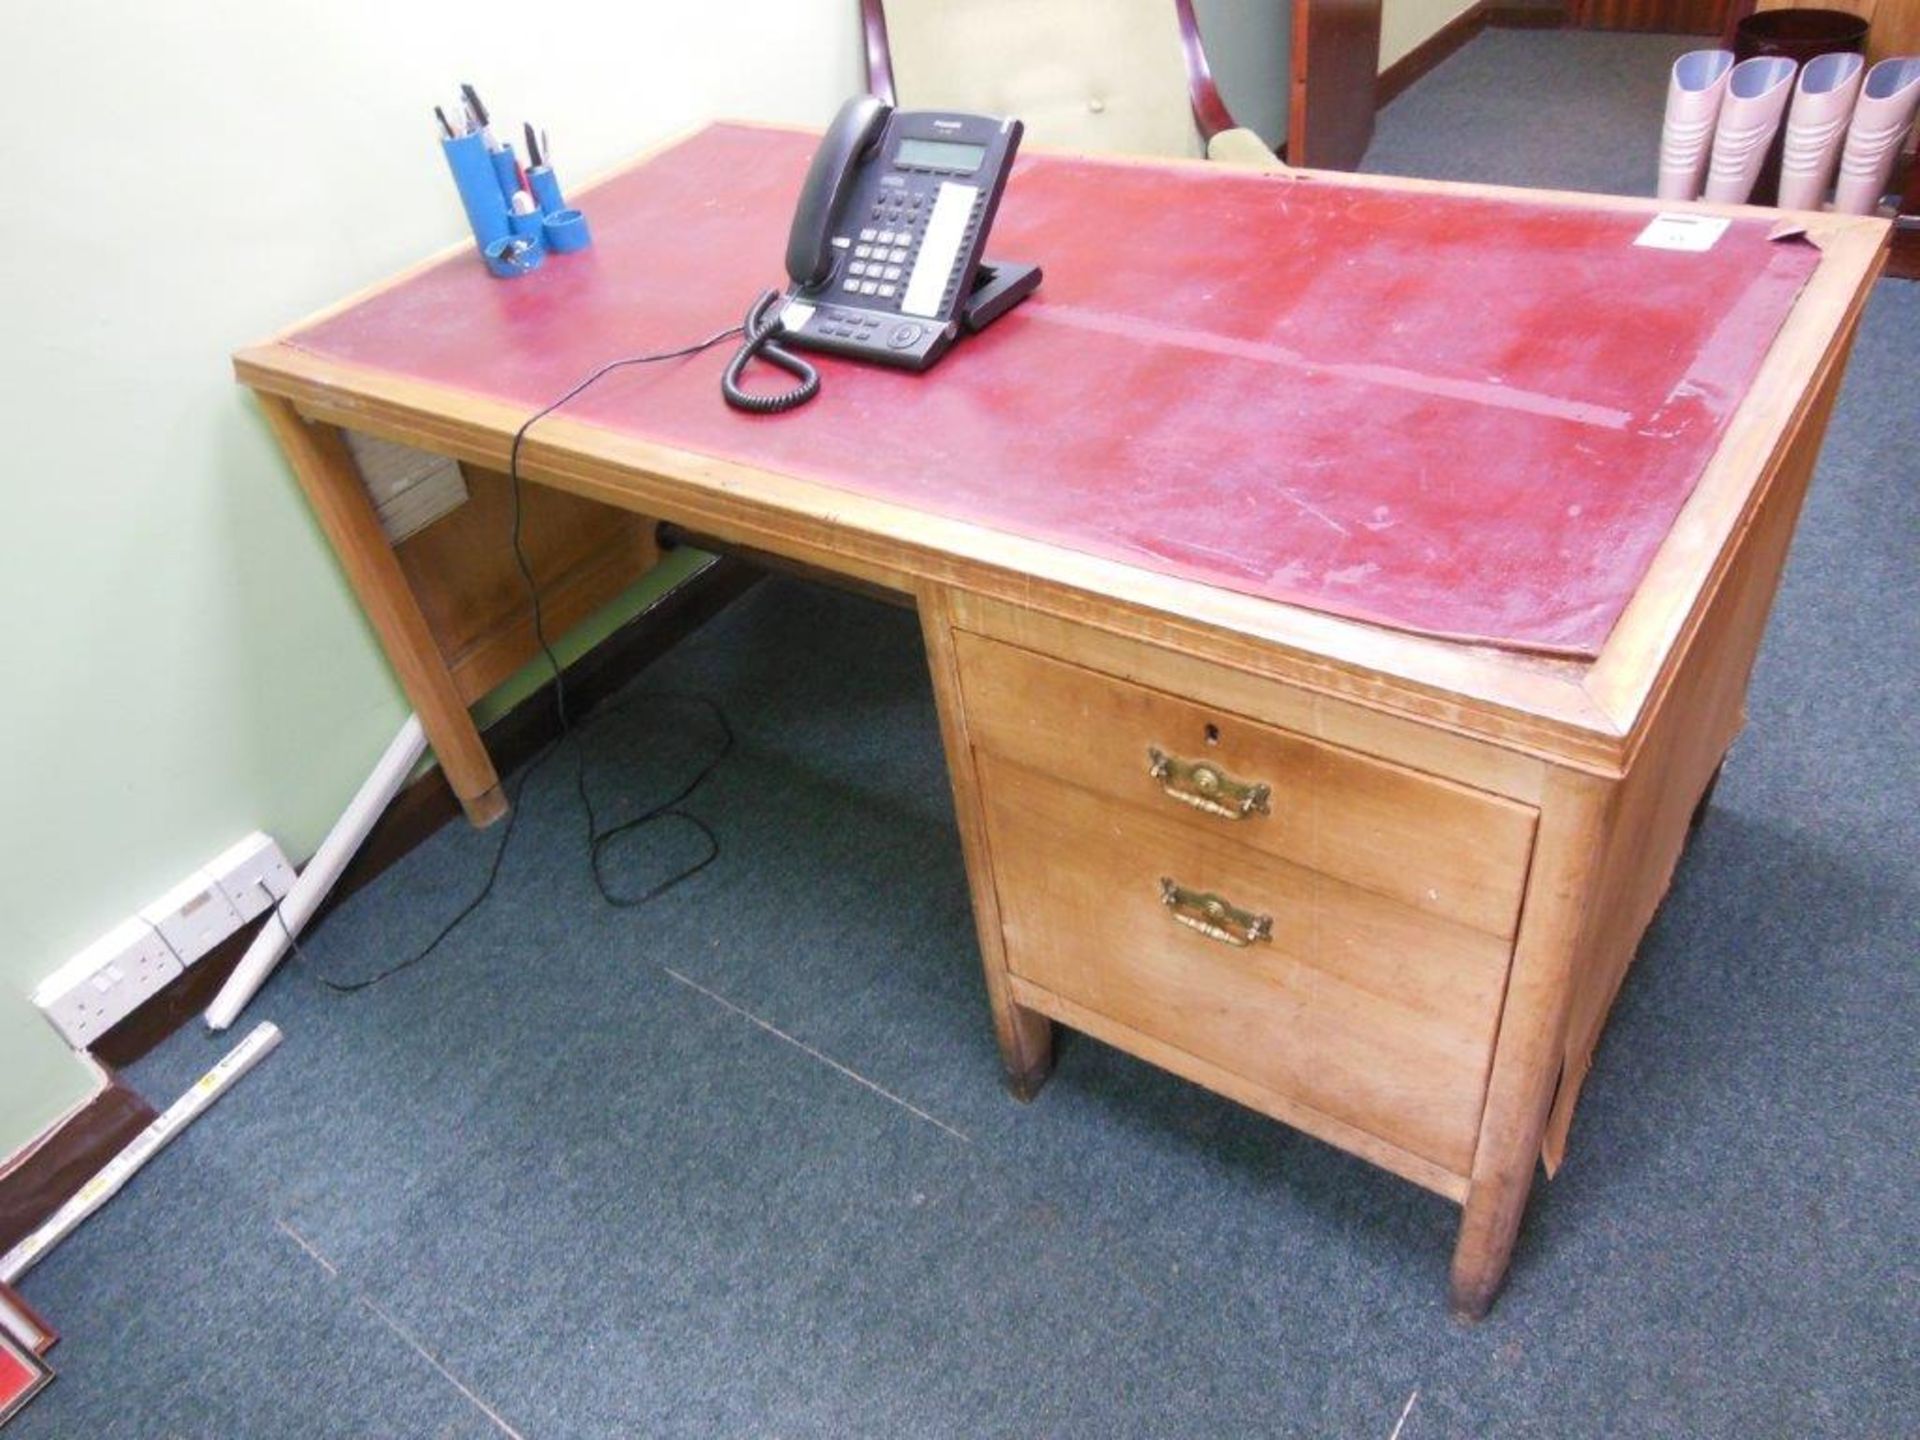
[1289,0,1384,168]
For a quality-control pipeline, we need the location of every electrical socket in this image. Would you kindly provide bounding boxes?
[140,868,243,967]
[32,831,296,1051]
[208,831,296,923]
[35,918,182,1047]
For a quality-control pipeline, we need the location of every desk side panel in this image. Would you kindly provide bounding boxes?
[1540,311,1857,1170]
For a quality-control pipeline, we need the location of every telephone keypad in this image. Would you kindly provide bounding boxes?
[818,156,991,347]
[836,186,932,319]
[827,171,969,328]
[786,110,1025,374]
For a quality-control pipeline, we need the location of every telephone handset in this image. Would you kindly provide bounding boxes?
[722,97,1041,413]
[787,95,891,290]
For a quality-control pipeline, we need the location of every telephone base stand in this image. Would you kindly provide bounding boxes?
[964,260,1043,333]
[773,259,1043,376]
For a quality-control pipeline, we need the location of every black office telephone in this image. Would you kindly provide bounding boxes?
[722,97,1042,413]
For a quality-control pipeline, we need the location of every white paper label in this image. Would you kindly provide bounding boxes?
[777,300,816,332]
[902,181,977,319]
[1633,213,1730,253]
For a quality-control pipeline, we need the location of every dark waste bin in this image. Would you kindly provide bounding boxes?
[1735,6,1869,63]
[1733,7,1871,204]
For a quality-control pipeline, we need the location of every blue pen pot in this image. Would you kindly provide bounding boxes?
[509,207,546,247]
[488,144,522,203]
[529,166,567,215]
[441,132,511,254]
[543,209,592,253]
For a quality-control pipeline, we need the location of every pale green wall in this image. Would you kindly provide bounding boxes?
[0,0,865,1159]
[1381,0,1481,71]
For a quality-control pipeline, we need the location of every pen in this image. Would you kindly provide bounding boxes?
[467,103,501,150]
[462,83,503,152]
[434,105,456,140]
[524,125,569,216]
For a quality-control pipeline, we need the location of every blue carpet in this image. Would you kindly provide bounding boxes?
[1365,29,1700,196]
[13,31,1916,1440]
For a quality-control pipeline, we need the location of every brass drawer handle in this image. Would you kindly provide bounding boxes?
[1146,746,1271,821]
[1159,878,1273,948]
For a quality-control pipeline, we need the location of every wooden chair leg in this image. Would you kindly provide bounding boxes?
[918,585,1056,1101]
[255,394,506,827]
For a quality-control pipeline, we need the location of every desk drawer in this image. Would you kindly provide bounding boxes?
[977,755,1512,1174]
[954,633,1537,940]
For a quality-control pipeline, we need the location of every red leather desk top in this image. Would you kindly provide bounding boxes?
[290,124,1818,657]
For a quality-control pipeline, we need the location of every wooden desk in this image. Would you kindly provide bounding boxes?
[235,124,1884,1316]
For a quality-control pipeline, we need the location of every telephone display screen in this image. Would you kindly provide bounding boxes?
[894,137,986,172]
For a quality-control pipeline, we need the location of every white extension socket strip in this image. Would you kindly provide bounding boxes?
[35,832,296,1046]
[206,832,298,923]
[140,869,243,967]
[33,918,182,1047]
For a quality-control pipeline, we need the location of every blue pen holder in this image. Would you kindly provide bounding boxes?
[509,207,546,248]
[483,235,543,278]
[528,166,566,216]
[441,132,511,254]
[543,208,592,254]
[489,144,522,203]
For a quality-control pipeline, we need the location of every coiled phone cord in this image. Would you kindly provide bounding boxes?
[721,290,820,413]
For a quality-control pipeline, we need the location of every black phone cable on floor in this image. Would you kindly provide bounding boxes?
[290,322,746,995]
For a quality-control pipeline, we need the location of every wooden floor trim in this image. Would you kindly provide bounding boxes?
[91,555,763,1070]
[0,1074,156,1255]
[1379,5,1492,109]
[1482,4,1570,28]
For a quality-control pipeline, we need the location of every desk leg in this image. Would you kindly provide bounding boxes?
[919,587,1055,1099]
[1450,768,1613,1319]
[256,394,507,827]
